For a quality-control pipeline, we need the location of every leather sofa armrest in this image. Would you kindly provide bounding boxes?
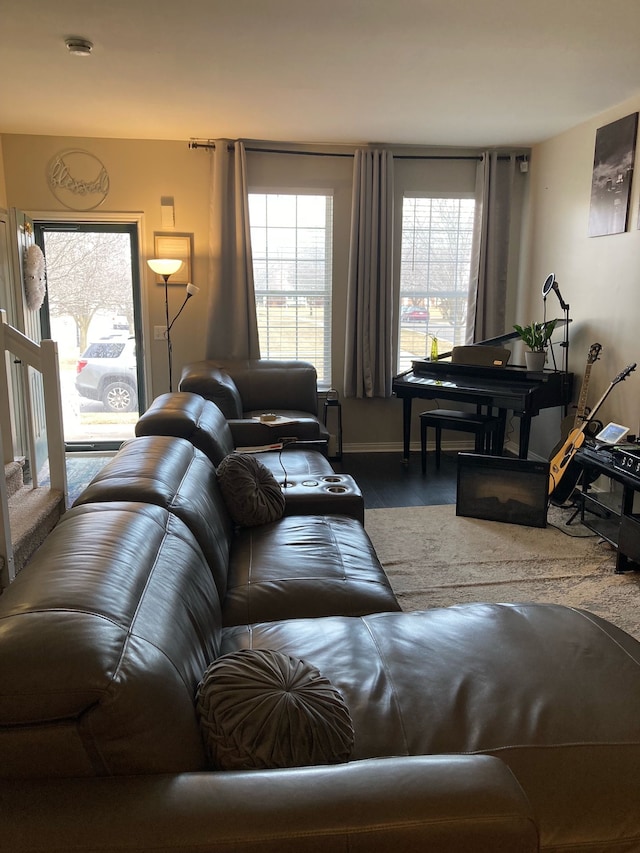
[179,364,243,418]
[2,756,538,853]
[229,418,322,447]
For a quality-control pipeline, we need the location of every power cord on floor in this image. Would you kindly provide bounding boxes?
[278,437,298,489]
[546,496,599,538]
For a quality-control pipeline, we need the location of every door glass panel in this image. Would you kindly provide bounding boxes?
[38,226,143,448]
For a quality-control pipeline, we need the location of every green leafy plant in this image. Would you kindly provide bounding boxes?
[513,319,558,352]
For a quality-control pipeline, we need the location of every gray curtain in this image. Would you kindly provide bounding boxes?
[344,149,394,398]
[205,140,260,360]
[467,151,517,343]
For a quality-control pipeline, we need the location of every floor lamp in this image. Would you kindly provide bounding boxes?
[147,258,199,392]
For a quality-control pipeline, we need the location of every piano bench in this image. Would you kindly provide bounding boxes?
[419,409,502,473]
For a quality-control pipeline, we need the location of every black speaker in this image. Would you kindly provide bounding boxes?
[456,453,549,528]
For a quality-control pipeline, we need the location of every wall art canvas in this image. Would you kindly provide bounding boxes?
[153,233,193,284]
[588,112,638,237]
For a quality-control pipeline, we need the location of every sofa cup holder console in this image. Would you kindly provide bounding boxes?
[280,474,351,494]
[274,472,364,523]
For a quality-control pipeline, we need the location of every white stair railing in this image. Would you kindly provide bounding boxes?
[0,310,67,588]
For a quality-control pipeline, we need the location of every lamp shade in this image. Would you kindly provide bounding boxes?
[147,258,183,276]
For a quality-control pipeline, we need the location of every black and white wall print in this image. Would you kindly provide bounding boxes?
[588,112,638,237]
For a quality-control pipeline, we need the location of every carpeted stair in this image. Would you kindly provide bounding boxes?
[1,459,65,585]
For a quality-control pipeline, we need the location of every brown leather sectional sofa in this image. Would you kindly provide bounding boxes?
[136,390,365,521]
[2,392,640,852]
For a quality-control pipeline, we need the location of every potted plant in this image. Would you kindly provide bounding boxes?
[513,319,558,371]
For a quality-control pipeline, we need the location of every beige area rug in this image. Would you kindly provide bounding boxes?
[364,504,640,640]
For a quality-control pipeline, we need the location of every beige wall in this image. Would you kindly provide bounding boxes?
[524,95,640,458]
[1,134,210,402]
[0,136,7,208]
[3,106,639,457]
[1,135,493,451]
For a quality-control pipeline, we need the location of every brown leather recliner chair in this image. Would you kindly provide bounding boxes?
[179,358,330,448]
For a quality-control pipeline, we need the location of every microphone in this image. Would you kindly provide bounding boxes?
[541,273,569,311]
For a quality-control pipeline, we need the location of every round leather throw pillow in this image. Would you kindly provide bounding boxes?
[195,649,355,770]
[216,452,285,527]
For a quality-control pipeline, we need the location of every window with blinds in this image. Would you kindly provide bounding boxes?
[398,195,476,372]
[248,192,333,387]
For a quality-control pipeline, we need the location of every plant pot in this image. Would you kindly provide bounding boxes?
[525,350,546,371]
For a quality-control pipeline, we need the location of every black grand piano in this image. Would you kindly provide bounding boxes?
[392,334,573,462]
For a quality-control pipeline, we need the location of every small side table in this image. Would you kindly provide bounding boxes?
[323,391,343,460]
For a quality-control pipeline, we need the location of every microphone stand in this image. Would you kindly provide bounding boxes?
[542,274,570,416]
[553,286,570,376]
[542,294,559,372]
[542,275,570,375]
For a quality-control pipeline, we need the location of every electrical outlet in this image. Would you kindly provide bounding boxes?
[154,325,167,340]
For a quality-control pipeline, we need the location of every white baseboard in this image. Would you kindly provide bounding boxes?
[343,439,491,454]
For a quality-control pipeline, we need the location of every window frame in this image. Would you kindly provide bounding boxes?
[248,189,333,388]
[397,191,476,373]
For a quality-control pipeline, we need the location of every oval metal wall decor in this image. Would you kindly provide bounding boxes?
[46,149,110,210]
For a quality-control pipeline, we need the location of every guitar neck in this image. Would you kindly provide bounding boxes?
[581,379,619,433]
[549,362,634,496]
[573,363,594,427]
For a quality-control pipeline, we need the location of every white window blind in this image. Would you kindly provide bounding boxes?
[249,193,332,387]
[398,195,475,372]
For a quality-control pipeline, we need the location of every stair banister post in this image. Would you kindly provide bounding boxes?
[0,312,16,589]
[0,311,16,466]
[40,339,67,501]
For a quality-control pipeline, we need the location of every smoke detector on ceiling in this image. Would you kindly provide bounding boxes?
[65,37,93,56]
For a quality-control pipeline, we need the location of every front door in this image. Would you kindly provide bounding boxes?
[35,222,145,451]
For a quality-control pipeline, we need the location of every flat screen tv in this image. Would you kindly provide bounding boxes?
[456,453,550,528]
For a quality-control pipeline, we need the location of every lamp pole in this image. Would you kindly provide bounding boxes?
[166,283,200,390]
[146,258,186,392]
[161,272,173,391]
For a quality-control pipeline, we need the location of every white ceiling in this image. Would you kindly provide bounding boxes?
[2,0,640,148]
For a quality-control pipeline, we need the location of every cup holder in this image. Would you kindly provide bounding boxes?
[322,476,343,483]
[326,486,347,494]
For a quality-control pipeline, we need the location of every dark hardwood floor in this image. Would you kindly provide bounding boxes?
[67,449,457,510]
[333,451,459,509]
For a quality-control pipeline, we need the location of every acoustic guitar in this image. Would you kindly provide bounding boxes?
[548,362,636,500]
[549,342,602,463]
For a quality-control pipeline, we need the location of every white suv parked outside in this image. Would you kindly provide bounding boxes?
[75,336,138,413]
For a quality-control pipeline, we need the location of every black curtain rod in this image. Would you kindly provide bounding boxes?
[250,147,352,157]
[247,149,486,160]
[396,154,525,161]
[189,141,350,157]
[396,154,482,161]
[188,141,524,161]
